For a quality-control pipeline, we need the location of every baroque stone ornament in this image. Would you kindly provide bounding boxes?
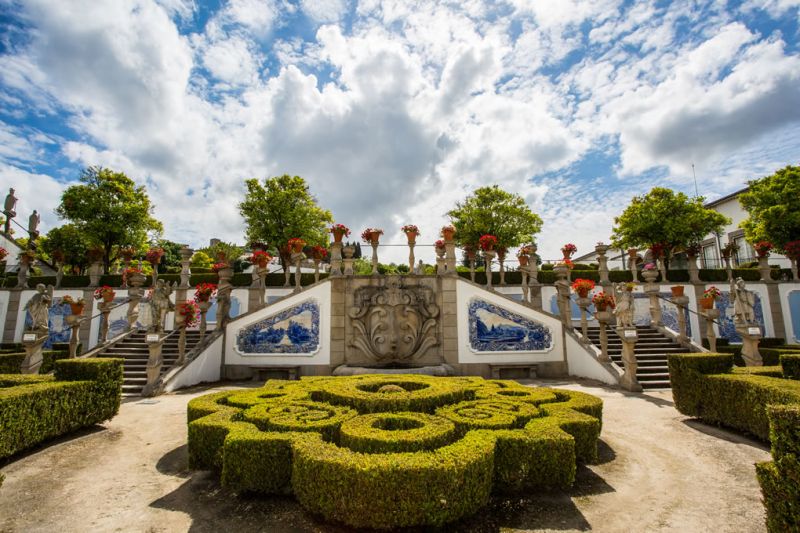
[348,276,440,363]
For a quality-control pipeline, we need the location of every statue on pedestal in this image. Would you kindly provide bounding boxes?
[28,209,41,240]
[731,277,756,324]
[614,283,635,328]
[25,283,52,333]
[3,187,17,234]
[149,279,175,333]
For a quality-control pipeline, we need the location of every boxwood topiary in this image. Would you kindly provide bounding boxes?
[756,405,800,532]
[187,375,604,529]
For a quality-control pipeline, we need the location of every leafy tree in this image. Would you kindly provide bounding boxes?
[55,166,163,272]
[447,186,543,248]
[190,251,213,270]
[739,165,800,251]
[156,239,185,270]
[40,224,92,274]
[239,175,333,271]
[611,187,730,253]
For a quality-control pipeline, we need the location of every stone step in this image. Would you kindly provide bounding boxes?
[635,366,670,374]
[640,380,672,389]
[637,373,671,382]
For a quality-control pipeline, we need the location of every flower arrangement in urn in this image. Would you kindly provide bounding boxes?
[721,241,739,259]
[329,223,351,243]
[146,247,164,266]
[177,300,200,327]
[440,224,456,240]
[700,286,721,310]
[434,239,446,251]
[311,245,328,261]
[517,244,535,267]
[591,291,615,312]
[61,295,86,315]
[784,240,800,260]
[212,262,228,273]
[119,246,136,261]
[643,262,657,271]
[401,224,420,244]
[249,250,272,268]
[555,258,574,270]
[93,286,115,302]
[478,234,498,252]
[753,241,773,258]
[122,266,144,284]
[361,228,384,244]
[194,282,217,302]
[649,242,668,259]
[19,249,35,263]
[287,238,306,253]
[571,278,596,298]
[561,243,577,259]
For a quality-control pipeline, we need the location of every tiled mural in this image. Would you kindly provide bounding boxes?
[23,296,71,348]
[236,300,319,354]
[469,298,552,352]
[714,290,765,343]
[789,290,800,343]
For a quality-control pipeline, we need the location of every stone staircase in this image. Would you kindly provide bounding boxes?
[585,325,687,390]
[97,331,204,395]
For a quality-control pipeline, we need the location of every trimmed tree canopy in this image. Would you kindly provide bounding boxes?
[55,167,163,272]
[739,165,800,251]
[611,187,730,251]
[447,186,543,248]
[239,175,333,253]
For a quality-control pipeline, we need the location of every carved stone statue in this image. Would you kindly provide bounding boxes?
[731,277,756,324]
[25,283,52,333]
[28,209,40,237]
[4,188,17,214]
[149,279,175,333]
[614,283,635,328]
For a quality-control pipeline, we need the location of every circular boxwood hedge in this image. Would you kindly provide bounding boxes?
[187,375,603,529]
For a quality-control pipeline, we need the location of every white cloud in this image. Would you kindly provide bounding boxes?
[300,0,349,23]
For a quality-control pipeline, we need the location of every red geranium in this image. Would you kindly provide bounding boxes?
[478,234,498,251]
[194,282,217,301]
[753,241,773,257]
[177,300,200,327]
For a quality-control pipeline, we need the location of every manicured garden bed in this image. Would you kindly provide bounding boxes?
[187,374,603,529]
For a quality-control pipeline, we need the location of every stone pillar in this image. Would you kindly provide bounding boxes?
[175,312,187,365]
[313,258,322,283]
[370,241,379,275]
[88,261,103,288]
[16,257,30,288]
[435,246,446,275]
[687,253,701,284]
[444,239,457,276]
[520,265,529,304]
[672,294,690,343]
[791,258,798,281]
[616,326,642,392]
[466,248,476,282]
[98,300,114,343]
[342,245,355,276]
[497,252,506,285]
[330,242,343,277]
[758,255,771,282]
[736,323,763,366]
[554,265,571,325]
[179,245,193,288]
[293,252,304,292]
[126,272,145,330]
[21,331,47,374]
[724,256,733,282]
[595,310,612,362]
[198,300,211,341]
[66,314,84,358]
[643,271,662,327]
[577,296,591,341]
[55,261,64,289]
[657,257,667,282]
[628,248,638,281]
[702,308,720,352]
[408,242,415,273]
[596,244,610,286]
[484,250,496,289]
[215,267,233,332]
[142,333,164,397]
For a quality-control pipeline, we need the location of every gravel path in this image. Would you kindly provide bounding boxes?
[0,379,770,533]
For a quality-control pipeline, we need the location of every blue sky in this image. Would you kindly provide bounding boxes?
[0,0,799,262]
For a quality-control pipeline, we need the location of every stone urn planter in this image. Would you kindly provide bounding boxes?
[518,255,529,267]
[289,238,306,254]
[700,297,715,310]
[69,303,85,315]
[330,224,350,244]
[441,225,456,241]
[670,285,685,297]
[642,269,659,283]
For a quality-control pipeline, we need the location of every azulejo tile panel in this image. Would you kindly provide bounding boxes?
[236,300,320,354]
[714,290,765,342]
[469,298,552,352]
[24,297,71,348]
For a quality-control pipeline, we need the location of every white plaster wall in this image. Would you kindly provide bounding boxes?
[778,282,800,343]
[0,291,8,340]
[164,334,223,392]
[456,279,563,364]
[224,282,331,366]
[88,290,130,349]
[564,333,619,385]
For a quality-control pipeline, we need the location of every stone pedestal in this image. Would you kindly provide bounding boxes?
[407,242,416,272]
[142,333,165,397]
[21,331,47,374]
[444,239,457,276]
[596,244,610,285]
[98,301,114,343]
[554,266,571,325]
[88,261,103,287]
[435,247,446,275]
[330,242,343,277]
[126,272,146,330]
[3,207,14,235]
[343,246,355,276]
[595,310,612,362]
[520,267,529,304]
[758,256,771,282]
[198,300,211,341]
[687,254,701,284]
[736,323,763,366]
[723,256,733,282]
[179,245,193,288]
[16,259,30,288]
[616,326,642,392]
[55,261,64,289]
[701,308,720,352]
[484,250,496,289]
[657,257,667,282]
[643,277,662,327]
[65,314,84,358]
[577,296,591,341]
[672,294,690,342]
[370,241,379,275]
[498,255,506,285]
[628,248,638,280]
[176,314,187,366]
[313,258,322,283]
[215,267,234,331]
[292,252,304,292]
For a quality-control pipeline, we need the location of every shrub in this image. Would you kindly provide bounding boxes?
[781,354,800,380]
[669,353,800,440]
[0,353,24,374]
[756,405,800,532]
[187,375,603,529]
[0,358,122,459]
[761,348,800,368]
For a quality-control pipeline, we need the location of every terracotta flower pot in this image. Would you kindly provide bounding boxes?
[670,286,685,297]
[700,297,715,310]
[442,228,456,241]
[518,255,529,267]
[332,229,345,243]
[406,233,417,245]
[369,232,381,245]
[69,303,85,315]
[292,242,304,253]
[595,303,607,312]
[577,288,590,298]
[102,293,115,303]
[257,258,268,268]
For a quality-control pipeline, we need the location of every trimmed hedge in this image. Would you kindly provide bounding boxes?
[756,405,800,532]
[187,375,604,529]
[3,272,328,289]
[0,358,123,459]
[781,354,800,380]
[669,353,800,440]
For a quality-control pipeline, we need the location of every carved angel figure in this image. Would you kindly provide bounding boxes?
[613,283,635,328]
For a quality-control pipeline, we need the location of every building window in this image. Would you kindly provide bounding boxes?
[733,235,754,266]
[702,244,717,269]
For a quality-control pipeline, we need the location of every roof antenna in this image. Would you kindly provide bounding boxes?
[692,162,699,197]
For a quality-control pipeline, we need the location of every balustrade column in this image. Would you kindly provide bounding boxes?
[616,326,642,392]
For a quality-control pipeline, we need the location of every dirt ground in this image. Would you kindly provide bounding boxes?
[0,379,771,533]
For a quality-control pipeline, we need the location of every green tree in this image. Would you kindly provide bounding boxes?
[611,187,730,253]
[40,224,92,274]
[447,186,543,248]
[739,165,800,251]
[156,239,184,272]
[238,175,333,271]
[190,251,213,270]
[55,167,163,272]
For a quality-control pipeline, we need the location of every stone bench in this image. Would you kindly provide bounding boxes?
[251,366,301,381]
[489,364,538,380]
